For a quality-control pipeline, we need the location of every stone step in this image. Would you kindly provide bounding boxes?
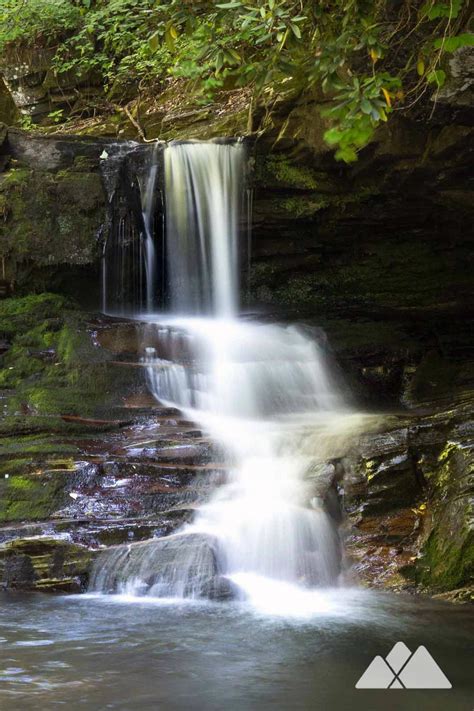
[0,508,197,549]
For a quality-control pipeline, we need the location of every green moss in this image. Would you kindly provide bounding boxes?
[57,324,82,366]
[274,275,317,305]
[0,293,72,334]
[56,170,104,211]
[415,442,473,592]
[418,529,474,591]
[0,440,78,457]
[16,323,57,349]
[0,472,68,521]
[0,459,32,476]
[250,229,472,311]
[0,294,73,389]
[0,351,44,388]
[258,155,320,190]
[0,167,31,188]
[0,165,104,267]
[280,196,330,217]
[438,440,460,465]
[0,293,115,418]
[72,155,98,171]
[6,476,36,491]
[272,184,381,220]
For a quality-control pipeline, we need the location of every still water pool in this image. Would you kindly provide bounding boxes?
[0,589,472,710]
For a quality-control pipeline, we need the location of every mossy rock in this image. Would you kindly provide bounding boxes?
[0,293,124,419]
[416,440,474,591]
[0,78,18,126]
[0,468,71,522]
[0,165,105,267]
[0,537,93,592]
[0,292,72,334]
[255,154,329,191]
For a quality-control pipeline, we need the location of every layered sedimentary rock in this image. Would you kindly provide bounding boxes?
[0,48,472,598]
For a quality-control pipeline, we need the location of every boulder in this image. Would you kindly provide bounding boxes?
[89,532,223,599]
[415,438,474,592]
[0,537,93,592]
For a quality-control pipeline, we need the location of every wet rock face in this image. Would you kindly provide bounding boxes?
[199,575,240,601]
[0,296,229,590]
[343,425,424,591]
[351,429,422,516]
[245,103,473,409]
[0,538,93,593]
[436,47,474,109]
[89,532,223,598]
[0,78,18,126]
[0,407,223,544]
[0,132,110,293]
[416,437,474,592]
[342,391,474,597]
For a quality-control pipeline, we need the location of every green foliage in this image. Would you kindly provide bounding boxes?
[0,0,471,159]
[420,0,463,20]
[47,108,64,124]
[427,68,446,87]
[322,74,402,162]
[433,32,474,51]
[0,0,81,47]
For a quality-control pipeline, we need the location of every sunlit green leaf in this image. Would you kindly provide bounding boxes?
[324,127,344,145]
[434,33,474,52]
[290,23,301,39]
[427,68,446,86]
[216,1,242,8]
[148,32,159,52]
[335,146,358,162]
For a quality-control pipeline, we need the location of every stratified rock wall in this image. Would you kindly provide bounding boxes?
[0,62,472,598]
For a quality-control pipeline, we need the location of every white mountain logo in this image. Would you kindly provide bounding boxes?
[356,642,452,689]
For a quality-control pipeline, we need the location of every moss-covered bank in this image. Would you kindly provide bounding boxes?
[0,293,113,417]
[0,128,108,294]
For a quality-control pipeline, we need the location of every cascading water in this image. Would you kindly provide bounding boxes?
[92,140,365,608]
[140,142,161,312]
[164,141,244,316]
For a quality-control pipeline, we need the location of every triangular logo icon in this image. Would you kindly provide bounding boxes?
[356,643,452,689]
[399,646,452,689]
[355,656,394,689]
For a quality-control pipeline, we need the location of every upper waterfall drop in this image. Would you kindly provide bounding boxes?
[164,141,244,317]
[99,140,245,316]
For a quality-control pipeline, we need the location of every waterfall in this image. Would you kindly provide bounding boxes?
[141,142,161,312]
[164,141,244,316]
[92,140,362,607]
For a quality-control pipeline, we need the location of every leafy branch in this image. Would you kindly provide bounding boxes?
[0,0,472,160]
